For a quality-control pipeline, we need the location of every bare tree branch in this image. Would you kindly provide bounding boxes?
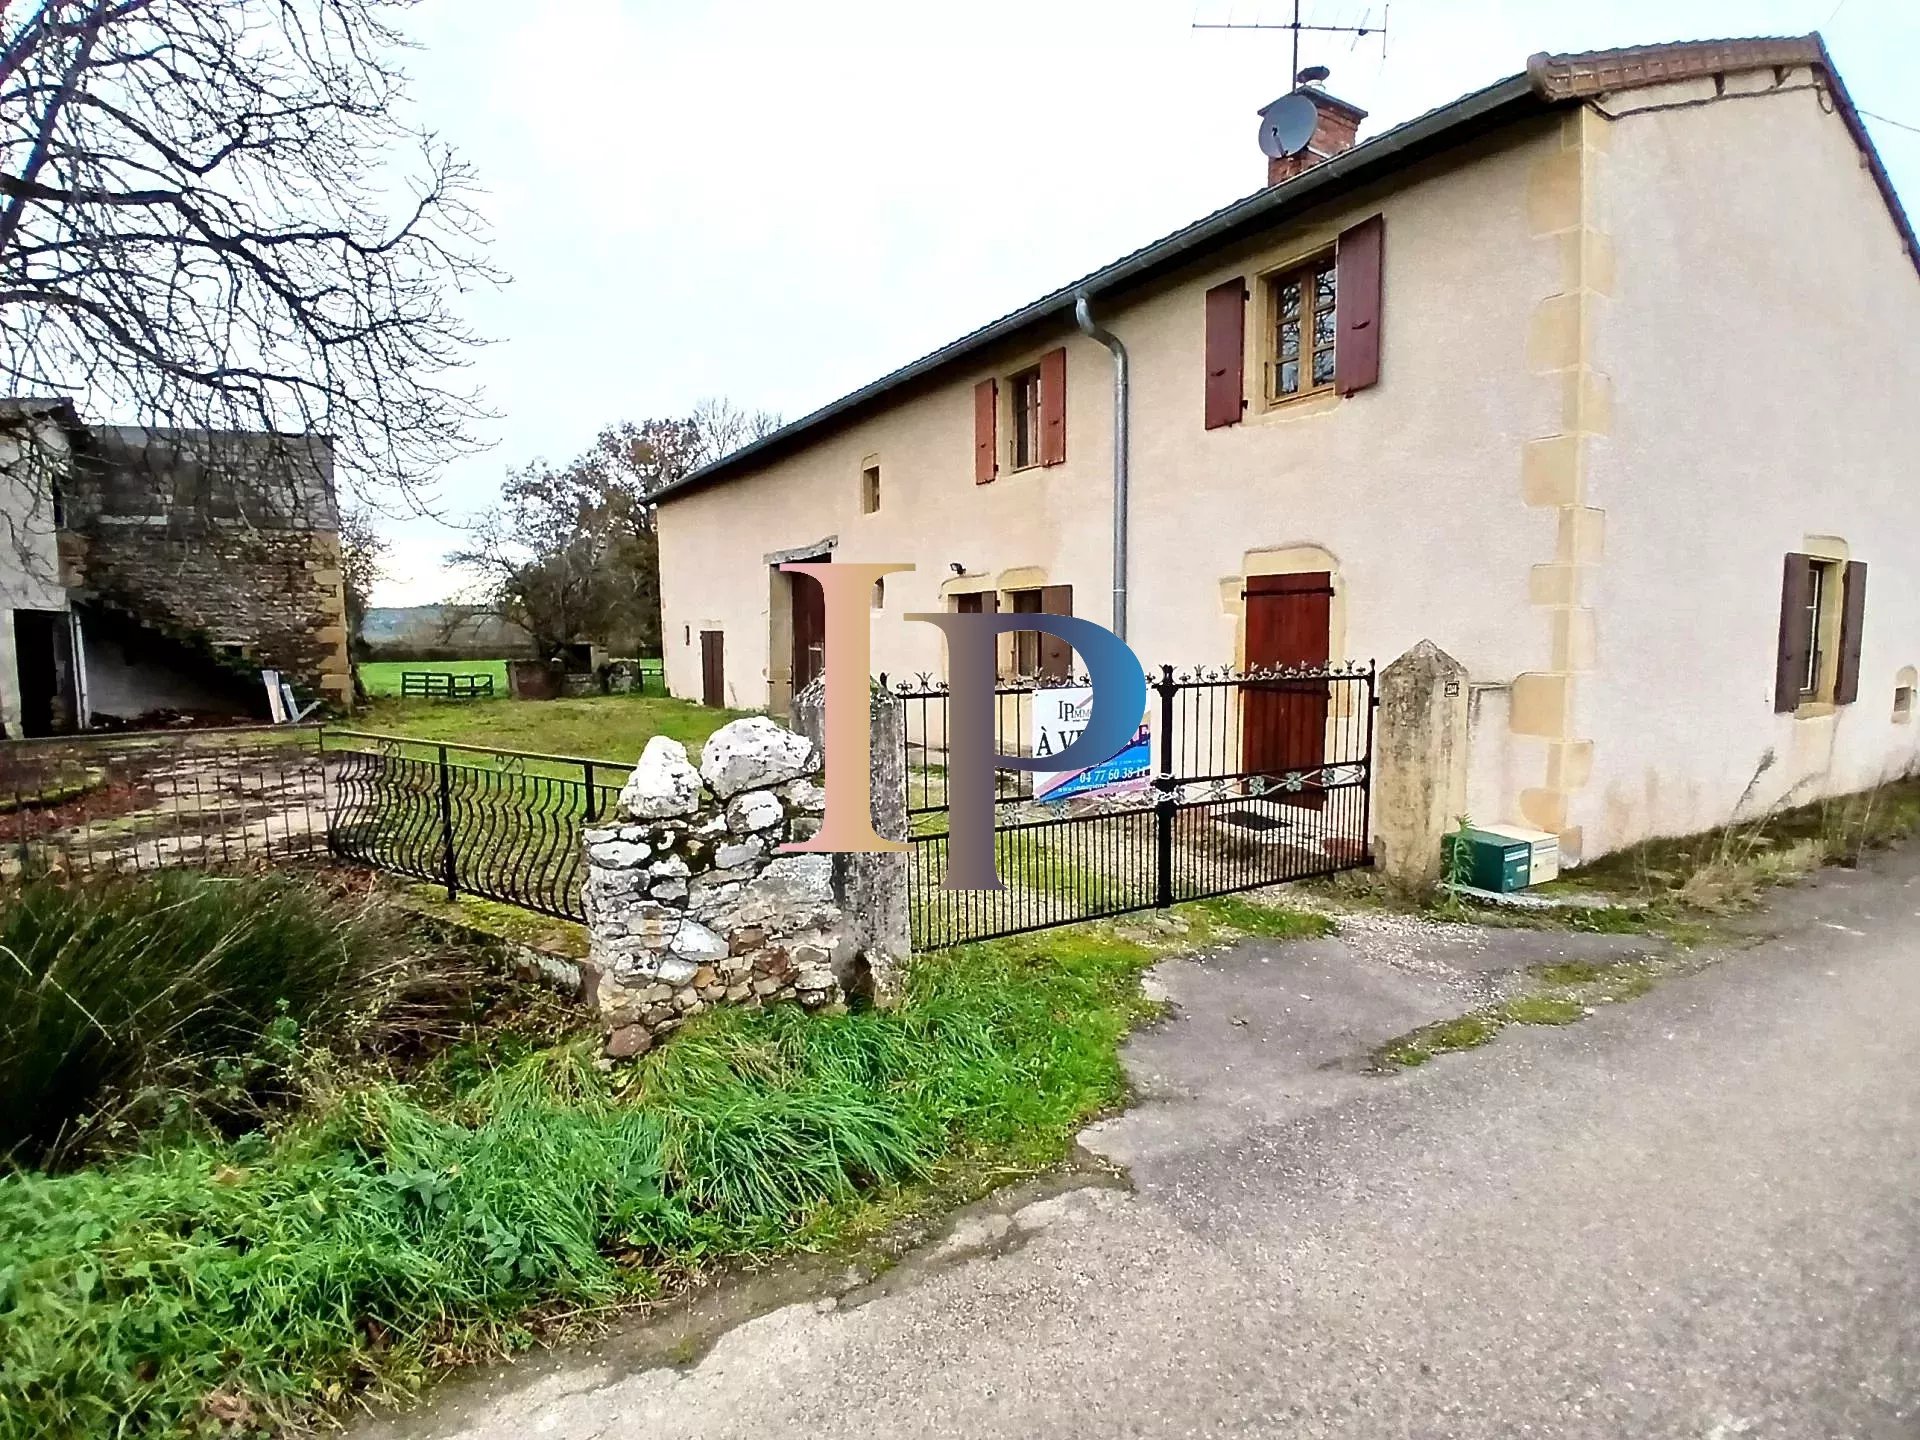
[0,0,499,514]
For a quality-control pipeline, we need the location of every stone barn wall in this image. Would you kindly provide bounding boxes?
[60,426,352,710]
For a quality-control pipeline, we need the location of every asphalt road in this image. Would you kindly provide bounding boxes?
[365,850,1920,1440]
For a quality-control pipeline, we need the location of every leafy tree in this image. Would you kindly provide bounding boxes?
[452,404,780,658]
[0,0,496,507]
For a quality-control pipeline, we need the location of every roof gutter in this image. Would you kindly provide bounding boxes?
[1073,293,1130,643]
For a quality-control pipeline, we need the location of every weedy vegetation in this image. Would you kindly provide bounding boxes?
[0,874,1163,1440]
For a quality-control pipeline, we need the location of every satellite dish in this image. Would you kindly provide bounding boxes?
[1258,92,1319,160]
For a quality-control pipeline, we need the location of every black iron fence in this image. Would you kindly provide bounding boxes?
[321,732,620,921]
[2,661,1375,947]
[0,726,330,878]
[0,727,625,925]
[889,662,1376,949]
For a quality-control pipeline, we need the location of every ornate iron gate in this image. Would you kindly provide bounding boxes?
[891,661,1376,950]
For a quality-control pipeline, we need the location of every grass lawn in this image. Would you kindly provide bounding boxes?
[358,659,512,698]
[347,692,755,765]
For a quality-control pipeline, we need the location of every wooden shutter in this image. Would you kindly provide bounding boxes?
[1204,278,1246,429]
[1039,346,1067,466]
[973,378,998,484]
[1835,560,1868,705]
[1335,214,1384,396]
[1774,553,1813,713]
[1038,584,1074,681]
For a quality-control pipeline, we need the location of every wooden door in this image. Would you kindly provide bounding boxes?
[699,630,724,708]
[789,563,828,697]
[1242,573,1331,810]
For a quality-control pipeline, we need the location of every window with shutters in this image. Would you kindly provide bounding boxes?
[1263,253,1337,402]
[1008,366,1042,470]
[1775,550,1866,713]
[1002,584,1073,680]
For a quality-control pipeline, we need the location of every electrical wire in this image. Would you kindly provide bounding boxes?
[1860,107,1920,136]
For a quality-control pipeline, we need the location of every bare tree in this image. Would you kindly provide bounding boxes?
[450,403,780,657]
[686,397,782,469]
[336,505,385,657]
[0,0,497,507]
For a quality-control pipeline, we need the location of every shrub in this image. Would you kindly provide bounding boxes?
[0,872,453,1171]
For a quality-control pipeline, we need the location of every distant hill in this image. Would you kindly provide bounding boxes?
[361,605,533,657]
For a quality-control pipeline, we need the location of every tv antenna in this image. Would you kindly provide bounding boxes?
[1193,2,1390,91]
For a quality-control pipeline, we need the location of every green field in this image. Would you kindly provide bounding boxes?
[357,658,511,698]
[346,668,751,767]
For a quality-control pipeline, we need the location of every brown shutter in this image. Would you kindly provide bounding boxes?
[1335,213,1384,396]
[973,378,998,484]
[1204,278,1246,429]
[1835,560,1868,705]
[1039,346,1067,466]
[1775,553,1814,712]
[1039,584,1074,681]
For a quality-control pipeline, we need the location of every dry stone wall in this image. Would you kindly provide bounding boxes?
[582,715,856,1058]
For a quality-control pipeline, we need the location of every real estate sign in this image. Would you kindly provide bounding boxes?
[1032,685,1151,802]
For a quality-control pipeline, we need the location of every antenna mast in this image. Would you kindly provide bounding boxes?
[1192,2,1390,85]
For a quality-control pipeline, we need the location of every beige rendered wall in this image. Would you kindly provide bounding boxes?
[660,121,1565,809]
[1570,69,1920,855]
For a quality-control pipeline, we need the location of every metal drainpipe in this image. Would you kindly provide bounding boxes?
[1073,293,1130,642]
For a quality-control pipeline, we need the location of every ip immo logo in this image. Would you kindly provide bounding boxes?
[777,562,1145,891]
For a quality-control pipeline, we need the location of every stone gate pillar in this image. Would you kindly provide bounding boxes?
[1372,640,1470,895]
[792,675,911,1005]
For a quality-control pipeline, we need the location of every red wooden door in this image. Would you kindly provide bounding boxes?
[789,562,828,696]
[1242,573,1331,810]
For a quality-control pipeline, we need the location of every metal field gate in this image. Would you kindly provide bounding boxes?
[891,661,1376,950]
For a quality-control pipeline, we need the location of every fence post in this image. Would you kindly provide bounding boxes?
[583,761,598,823]
[1361,663,1379,863]
[436,742,458,901]
[1153,664,1176,910]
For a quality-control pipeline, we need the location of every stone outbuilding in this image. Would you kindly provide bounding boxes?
[0,397,352,736]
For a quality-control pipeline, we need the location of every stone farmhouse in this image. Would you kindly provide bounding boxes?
[0,398,352,735]
[651,35,1920,864]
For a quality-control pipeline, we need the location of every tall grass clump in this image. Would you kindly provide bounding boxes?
[0,924,1157,1439]
[0,872,448,1171]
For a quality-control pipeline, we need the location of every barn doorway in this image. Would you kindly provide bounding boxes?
[788,558,828,698]
[699,630,725,708]
[1241,571,1332,810]
[11,609,78,737]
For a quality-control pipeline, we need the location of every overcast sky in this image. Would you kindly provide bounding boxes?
[368,0,1920,605]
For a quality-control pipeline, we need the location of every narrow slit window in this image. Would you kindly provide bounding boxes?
[861,462,881,514]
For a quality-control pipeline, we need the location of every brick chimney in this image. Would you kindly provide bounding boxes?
[1262,87,1368,185]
